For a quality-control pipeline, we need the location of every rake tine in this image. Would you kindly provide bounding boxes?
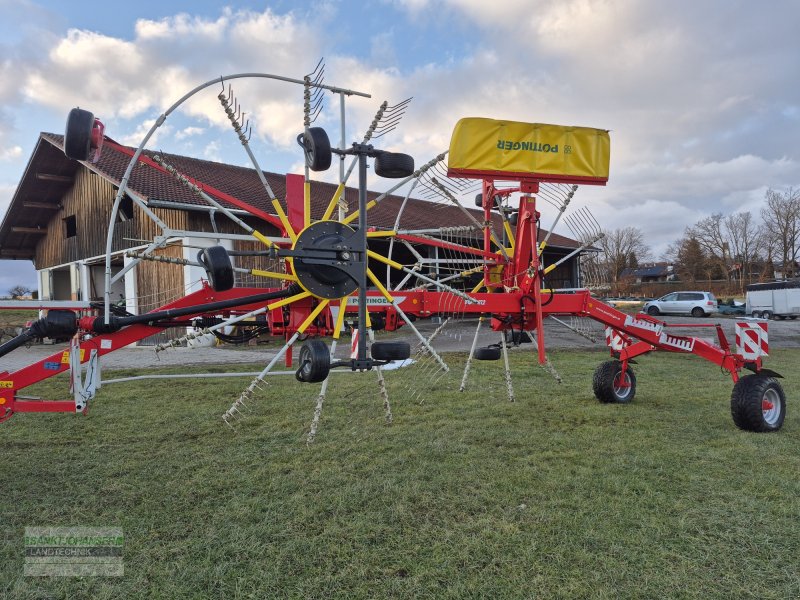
[383,97,413,114]
[372,126,397,139]
[305,57,324,80]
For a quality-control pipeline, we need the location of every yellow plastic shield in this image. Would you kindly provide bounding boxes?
[447,118,610,185]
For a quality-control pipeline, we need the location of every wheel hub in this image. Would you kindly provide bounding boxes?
[613,372,632,397]
[761,388,781,425]
[290,220,362,299]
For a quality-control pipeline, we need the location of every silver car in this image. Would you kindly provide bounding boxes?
[642,291,718,317]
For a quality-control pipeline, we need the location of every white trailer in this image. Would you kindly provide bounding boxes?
[746,281,800,320]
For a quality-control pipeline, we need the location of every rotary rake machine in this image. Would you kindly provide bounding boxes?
[0,68,787,434]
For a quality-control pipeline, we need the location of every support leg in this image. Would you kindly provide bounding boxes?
[460,316,483,392]
[500,332,515,402]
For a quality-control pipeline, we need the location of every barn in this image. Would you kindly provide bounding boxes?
[0,133,587,328]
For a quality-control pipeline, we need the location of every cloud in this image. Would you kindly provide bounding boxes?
[175,126,205,140]
[3,0,799,265]
[21,8,322,148]
[0,146,22,161]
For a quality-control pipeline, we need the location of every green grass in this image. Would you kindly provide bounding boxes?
[0,309,38,333]
[2,349,799,599]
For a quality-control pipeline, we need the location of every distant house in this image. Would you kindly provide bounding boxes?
[772,261,800,281]
[620,263,676,283]
[0,133,589,327]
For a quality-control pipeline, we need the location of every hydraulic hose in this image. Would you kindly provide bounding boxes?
[89,283,302,333]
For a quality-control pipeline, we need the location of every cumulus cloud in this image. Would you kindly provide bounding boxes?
[2,0,798,262]
[175,126,205,140]
[21,7,322,148]
[0,146,22,161]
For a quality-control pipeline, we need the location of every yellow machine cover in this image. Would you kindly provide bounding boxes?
[447,117,610,185]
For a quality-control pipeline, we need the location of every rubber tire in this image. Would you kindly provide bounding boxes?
[592,360,636,404]
[762,310,773,320]
[505,330,531,345]
[751,311,761,318]
[474,193,483,207]
[198,246,234,292]
[295,339,330,383]
[64,108,95,160]
[730,374,786,432]
[508,213,518,227]
[371,341,411,360]
[374,151,414,178]
[691,307,705,318]
[299,127,331,172]
[647,306,660,316]
[474,346,501,361]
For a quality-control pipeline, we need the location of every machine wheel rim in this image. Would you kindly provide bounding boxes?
[762,387,782,426]
[613,371,632,399]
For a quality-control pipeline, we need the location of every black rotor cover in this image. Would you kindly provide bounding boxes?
[292,221,362,299]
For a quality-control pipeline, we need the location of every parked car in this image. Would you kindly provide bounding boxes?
[716,299,746,316]
[641,291,718,317]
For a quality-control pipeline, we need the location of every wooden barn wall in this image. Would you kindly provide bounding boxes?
[112,205,188,254]
[185,212,280,237]
[135,243,185,313]
[35,167,116,268]
[135,243,185,346]
[34,166,189,268]
[232,239,287,288]
[186,211,286,288]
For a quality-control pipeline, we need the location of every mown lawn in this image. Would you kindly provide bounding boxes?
[1,348,799,599]
[0,310,39,337]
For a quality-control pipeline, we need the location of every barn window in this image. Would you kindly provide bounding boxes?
[117,194,135,221]
[64,215,77,238]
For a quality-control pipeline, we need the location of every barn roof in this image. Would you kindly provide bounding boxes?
[621,264,673,278]
[0,133,582,260]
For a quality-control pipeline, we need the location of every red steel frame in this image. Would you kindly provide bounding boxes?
[0,173,761,420]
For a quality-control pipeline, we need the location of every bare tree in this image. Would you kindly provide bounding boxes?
[688,213,730,281]
[599,227,651,285]
[8,285,32,299]
[723,211,763,289]
[760,187,800,279]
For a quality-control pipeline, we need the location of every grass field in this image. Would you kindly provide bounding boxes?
[2,348,799,599]
[0,310,39,338]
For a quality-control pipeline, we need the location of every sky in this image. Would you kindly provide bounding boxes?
[1,0,799,293]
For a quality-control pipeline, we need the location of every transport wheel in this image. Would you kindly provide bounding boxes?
[296,339,331,383]
[505,330,532,345]
[474,346,501,361]
[198,246,234,292]
[730,374,786,432]
[691,307,704,318]
[762,310,773,320]
[751,311,761,318]
[371,341,411,360]
[647,306,660,316]
[64,108,95,160]
[593,360,636,404]
[298,127,332,171]
[374,151,414,178]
